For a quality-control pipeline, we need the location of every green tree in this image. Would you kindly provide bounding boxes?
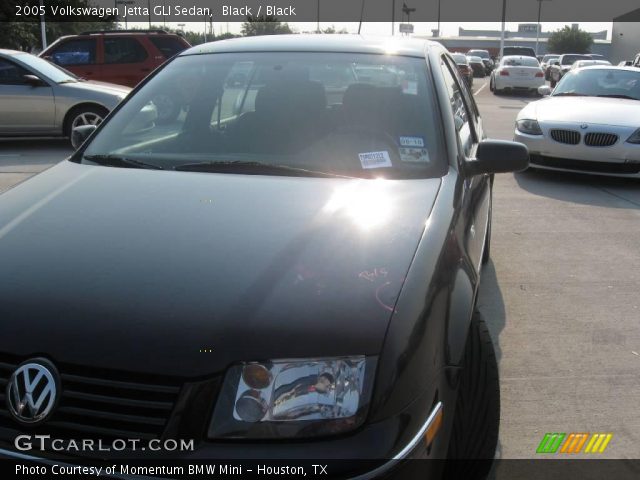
[546,26,594,54]
[0,1,115,52]
[321,25,349,34]
[241,15,293,36]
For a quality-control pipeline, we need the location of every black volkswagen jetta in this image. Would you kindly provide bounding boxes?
[0,36,528,478]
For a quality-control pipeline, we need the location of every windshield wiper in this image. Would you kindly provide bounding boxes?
[552,92,587,97]
[84,154,164,170]
[173,160,353,178]
[596,94,637,100]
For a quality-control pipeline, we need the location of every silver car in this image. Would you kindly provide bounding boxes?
[0,49,129,143]
[515,67,640,178]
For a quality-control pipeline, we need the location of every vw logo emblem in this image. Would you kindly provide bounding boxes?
[6,359,60,425]
[580,124,588,130]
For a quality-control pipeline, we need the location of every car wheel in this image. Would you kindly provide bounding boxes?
[444,311,500,480]
[152,92,182,124]
[65,105,107,138]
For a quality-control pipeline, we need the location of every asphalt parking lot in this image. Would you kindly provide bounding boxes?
[0,79,638,460]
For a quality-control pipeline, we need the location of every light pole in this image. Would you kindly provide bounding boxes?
[535,0,551,56]
[499,0,507,57]
[317,0,320,33]
[391,0,395,36]
[436,0,441,37]
[116,0,134,29]
[39,0,47,50]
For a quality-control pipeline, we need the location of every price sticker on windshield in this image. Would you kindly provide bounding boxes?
[399,136,430,163]
[358,151,393,169]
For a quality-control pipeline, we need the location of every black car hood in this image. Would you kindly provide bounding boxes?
[0,161,441,378]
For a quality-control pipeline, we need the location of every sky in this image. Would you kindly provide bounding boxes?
[122,22,613,40]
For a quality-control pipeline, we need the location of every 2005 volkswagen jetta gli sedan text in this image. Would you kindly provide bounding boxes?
[0,36,528,479]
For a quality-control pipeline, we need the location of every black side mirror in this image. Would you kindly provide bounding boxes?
[23,74,46,87]
[71,124,97,149]
[465,139,529,177]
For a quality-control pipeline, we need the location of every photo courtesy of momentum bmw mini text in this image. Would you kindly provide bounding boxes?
[0,0,639,479]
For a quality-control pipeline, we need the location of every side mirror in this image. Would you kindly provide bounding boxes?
[71,124,97,149]
[538,85,552,96]
[23,74,46,87]
[465,139,529,177]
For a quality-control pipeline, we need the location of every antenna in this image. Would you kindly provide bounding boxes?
[358,0,365,34]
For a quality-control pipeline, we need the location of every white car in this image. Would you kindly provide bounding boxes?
[490,55,545,95]
[515,67,640,177]
[570,59,611,70]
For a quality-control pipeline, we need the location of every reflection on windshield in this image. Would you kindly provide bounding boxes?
[81,52,447,180]
[554,69,640,100]
[16,53,77,83]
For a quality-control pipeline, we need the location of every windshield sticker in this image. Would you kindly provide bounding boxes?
[402,80,418,95]
[399,136,425,148]
[358,151,393,169]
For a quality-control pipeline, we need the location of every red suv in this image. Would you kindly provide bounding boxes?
[40,30,191,87]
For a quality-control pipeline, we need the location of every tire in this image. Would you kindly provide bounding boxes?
[444,311,500,480]
[64,105,107,138]
[152,92,182,124]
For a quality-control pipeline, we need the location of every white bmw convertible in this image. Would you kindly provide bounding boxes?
[515,66,640,177]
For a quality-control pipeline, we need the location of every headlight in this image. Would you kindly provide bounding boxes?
[516,119,543,135]
[208,356,376,439]
[626,128,640,144]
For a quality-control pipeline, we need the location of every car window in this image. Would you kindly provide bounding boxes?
[50,39,96,66]
[561,55,591,65]
[440,56,474,157]
[451,54,467,64]
[149,36,188,59]
[0,58,30,85]
[82,52,447,180]
[502,57,539,67]
[104,37,148,64]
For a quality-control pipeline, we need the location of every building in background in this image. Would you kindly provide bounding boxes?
[417,23,611,58]
[609,9,640,64]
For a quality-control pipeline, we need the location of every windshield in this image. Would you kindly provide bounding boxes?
[468,50,489,59]
[451,54,467,64]
[542,55,559,62]
[82,52,446,179]
[16,53,78,83]
[553,68,640,100]
[561,54,591,65]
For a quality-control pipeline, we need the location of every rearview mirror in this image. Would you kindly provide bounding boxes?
[464,139,529,177]
[71,124,97,149]
[23,74,46,87]
[538,85,552,96]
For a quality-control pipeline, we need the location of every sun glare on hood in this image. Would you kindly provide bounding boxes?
[322,179,392,229]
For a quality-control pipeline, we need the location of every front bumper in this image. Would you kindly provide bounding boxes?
[515,123,640,177]
[0,398,447,479]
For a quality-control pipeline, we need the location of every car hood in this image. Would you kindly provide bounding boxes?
[0,161,440,378]
[520,96,640,127]
[60,80,131,98]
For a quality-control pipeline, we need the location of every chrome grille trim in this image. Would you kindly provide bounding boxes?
[550,129,581,145]
[584,132,618,147]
